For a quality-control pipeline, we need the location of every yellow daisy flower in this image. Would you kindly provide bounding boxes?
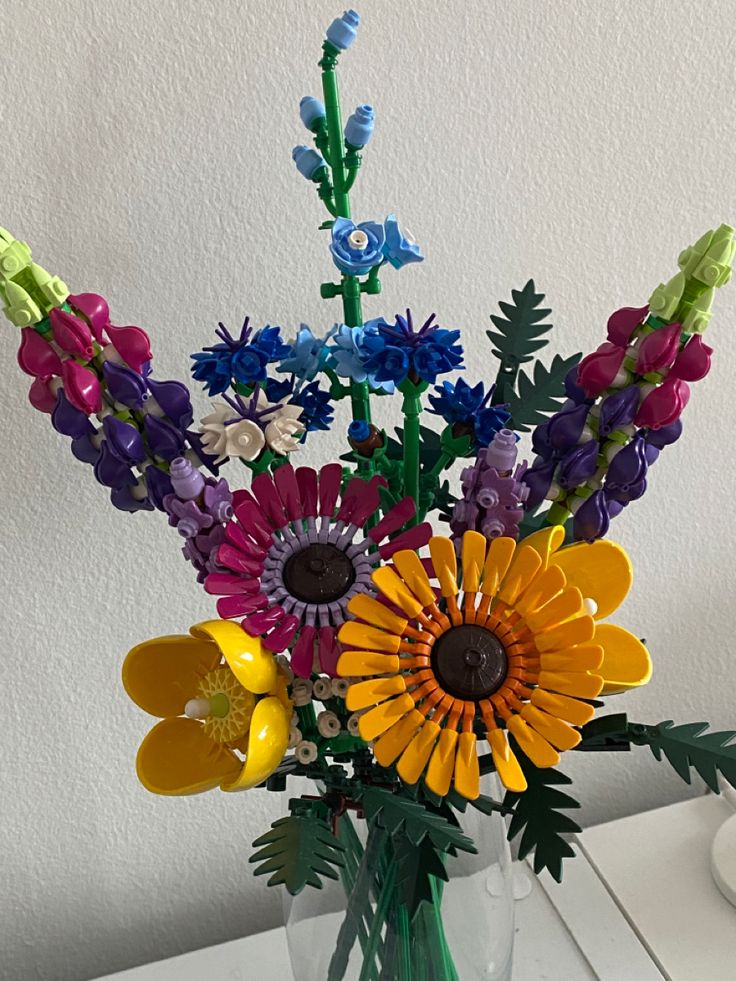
[337,526,651,800]
[123,619,291,795]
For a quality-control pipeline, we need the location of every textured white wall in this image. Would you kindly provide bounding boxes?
[2,1,736,978]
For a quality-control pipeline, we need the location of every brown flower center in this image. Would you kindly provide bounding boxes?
[430,623,508,701]
[282,542,356,604]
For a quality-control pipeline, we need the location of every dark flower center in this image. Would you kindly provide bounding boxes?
[431,624,508,700]
[282,543,356,605]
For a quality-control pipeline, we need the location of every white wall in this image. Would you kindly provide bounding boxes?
[2,1,736,978]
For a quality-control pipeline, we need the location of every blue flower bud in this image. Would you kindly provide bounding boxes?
[345,104,375,148]
[326,9,360,50]
[348,419,371,442]
[299,96,326,131]
[292,145,326,181]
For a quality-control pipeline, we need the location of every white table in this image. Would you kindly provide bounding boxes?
[96,794,736,981]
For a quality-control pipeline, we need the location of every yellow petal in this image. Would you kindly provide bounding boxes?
[480,537,516,596]
[372,566,424,618]
[345,675,407,711]
[123,635,220,717]
[540,643,604,672]
[425,728,458,797]
[524,587,584,633]
[371,703,423,761]
[453,731,480,800]
[537,670,604,699]
[498,545,542,606]
[397,720,441,784]
[392,550,438,608]
[136,716,240,795]
[530,688,596,726]
[461,531,486,593]
[514,565,566,618]
[521,704,581,751]
[429,537,458,598]
[338,621,400,654]
[222,696,289,791]
[549,540,632,619]
[507,715,560,768]
[337,650,400,676]
[521,525,566,568]
[192,620,276,695]
[596,623,652,694]
[347,594,408,636]
[489,730,527,792]
[534,615,595,652]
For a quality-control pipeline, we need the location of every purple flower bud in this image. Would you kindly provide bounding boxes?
[558,439,599,490]
[606,435,648,490]
[144,415,184,461]
[94,441,136,489]
[606,475,647,504]
[531,420,555,461]
[522,458,558,509]
[146,377,193,428]
[598,385,640,438]
[563,366,590,404]
[547,402,590,453]
[644,443,660,465]
[70,432,101,465]
[573,489,610,542]
[169,457,205,501]
[103,361,148,409]
[645,418,683,449]
[111,485,154,513]
[145,465,174,511]
[605,497,625,519]
[52,390,95,439]
[102,415,146,465]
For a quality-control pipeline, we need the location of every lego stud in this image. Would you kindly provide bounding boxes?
[184,698,211,719]
[347,228,369,250]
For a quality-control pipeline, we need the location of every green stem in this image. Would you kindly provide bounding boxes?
[401,391,421,523]
[320,44,351,219]
[358,860,397,981]
[429,877,459,981]
[427,450,455,482]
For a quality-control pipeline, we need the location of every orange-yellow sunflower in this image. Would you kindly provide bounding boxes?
[123,619,291,795]
[337,526,651,800]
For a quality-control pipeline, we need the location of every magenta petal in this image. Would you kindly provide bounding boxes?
[318,463,343,517]
[291,626,317,678]
[68,292,110,343]
[233,498,273,548]
[318,626,340,676]
[251,473,287,528]
[243,605,286,636]
[204,571,260,596]
[105,322,152,373]
[635,322,682,374]
[296,467,319,517]
[378,521,433,559]
[274,464,302,522]
[232,488,258,509]
[634,377,690,430]
[577,342,627,398]
[216,592,268,619]
[670,334,713,382]
[263,615,299,653]
[216,542,264,576]
[225,520,267,558]
[50,308,94,360]
[338,474,385,526]
[606,304,649,346]
[28,376,58,413]
[17,327,63,377]
[368,496,416,543]
[61,360,102,414]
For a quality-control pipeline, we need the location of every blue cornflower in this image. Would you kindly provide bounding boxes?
[359,325,410,386]
[429,378,511,448]
[475,405,512,448]
[278,324,332,382]
[375,310,464,385]
[382,215,424,269]
[265,376,333,435]
[329,217,385,276]
[327,323,396,393]
[191,318,289,395]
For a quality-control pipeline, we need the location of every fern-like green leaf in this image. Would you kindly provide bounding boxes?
[504,747,581,882]
[630,720,736,792]
[394,834,450,919]
[488,280,553,404]
[361,786,478,855]
[249,807,345,895]
[504,352,582,432]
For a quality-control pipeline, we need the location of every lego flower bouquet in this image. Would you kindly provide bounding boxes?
[4,8,736,980]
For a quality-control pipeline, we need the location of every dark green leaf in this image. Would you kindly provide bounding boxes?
[630,720,736,792]
[504,352,582,432]
[361,786,477,855]
[249,805,345,895]
[394,835,449,919]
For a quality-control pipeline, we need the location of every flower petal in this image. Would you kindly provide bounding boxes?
[497,545,542,606]
[530,688,596,726]
[362,695,417,746]
[520,704,581,751]
[549,540,633,619]
[425,728,458,797]
[534,615,595,652]
[461,531,486,593]
[191,619,277,694]
[221,696,290,791]
[136,717,240,795]
[453,731,480,800]
[506,716,560,768]
[489,730,527,792]
[397,720,441,785]
[537,670,603,699]
[596,623,652,694]
[372,566,424,618]
[390,550,437,608]
[480,537,516,596]
[123,635,220,717]
[429,536,458,598]
[524,587,584,633]
[347,594,408,636]
[337,650,400,676]
[346,675,407,711]
[539,644,604,672]
[521,525,566,568]
[338,621,400,654]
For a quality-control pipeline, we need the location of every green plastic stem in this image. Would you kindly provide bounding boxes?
[357,860,397,981]
[401,391,422,522]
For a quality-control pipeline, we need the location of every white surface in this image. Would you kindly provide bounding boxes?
[580,795,736,981]
[93,867,598,981]
[711,813,736,907]
[2,2,736,980]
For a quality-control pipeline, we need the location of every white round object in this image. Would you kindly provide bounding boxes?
[184,698,211,720]
[347,229,368,250]
[711,812,736,907]
[317,711,341,738]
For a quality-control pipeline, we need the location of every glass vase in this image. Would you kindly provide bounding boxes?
[283,776,514,981]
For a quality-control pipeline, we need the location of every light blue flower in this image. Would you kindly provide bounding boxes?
[300,96,326,131]
[345,105,375,148]
[278,324,332,382]
[382,214,424,269]
[326,9,360,50]
[329,216,385,276]
[327,323,395,393]
[292,145,327,181]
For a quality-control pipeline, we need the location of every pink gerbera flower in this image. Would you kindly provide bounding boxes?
[204,463,431,676]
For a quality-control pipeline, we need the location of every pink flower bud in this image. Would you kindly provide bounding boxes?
[28,376,58,413]
[68,292,110,343]
[17,326,63,377]
[50,308,94,360]
[105,322,152,374]
[606,304,649,346]
[670,334,713,382]
[635,322,682,375]
[577,342,627,398]
[634,376,690,430]
[61,360,102,414]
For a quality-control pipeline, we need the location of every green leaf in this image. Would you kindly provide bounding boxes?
[503,746,581,882]
[394,834,449,919]
[630,720,736,793]
[487,280,553,371]
[361,786,478,855]
[249,803,345,895]
[504,352,582,432]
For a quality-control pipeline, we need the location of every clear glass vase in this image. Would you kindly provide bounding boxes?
[283,776,514,981]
